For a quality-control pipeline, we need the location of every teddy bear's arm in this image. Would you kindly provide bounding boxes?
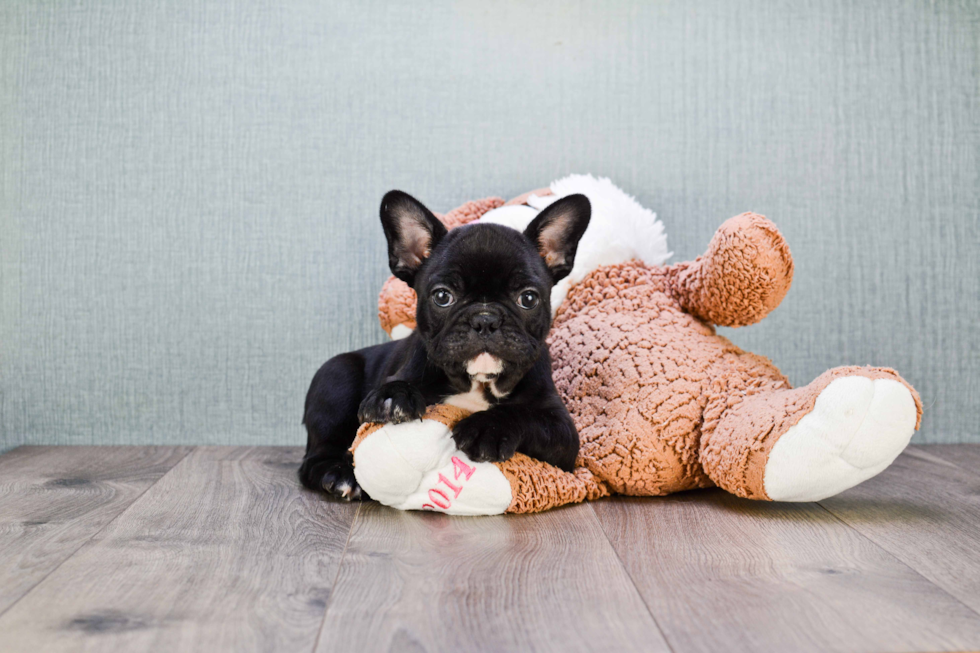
[378,276,417,337]
[664,213,794,327]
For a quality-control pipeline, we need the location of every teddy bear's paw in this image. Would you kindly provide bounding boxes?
[352,418,514,515]
[389,324,414,340]
[763,376,917,501]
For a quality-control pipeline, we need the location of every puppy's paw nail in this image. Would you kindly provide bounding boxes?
[337,482,352,499]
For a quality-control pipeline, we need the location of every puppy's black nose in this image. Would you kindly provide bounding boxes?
[470,312,502,335]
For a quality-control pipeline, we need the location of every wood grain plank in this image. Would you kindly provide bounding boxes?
[315,502,669,653]
[924,443,980,473]
[593,490,980,653]
[0,447,357,652]
[0,446,191,615]
[819,445,980,615]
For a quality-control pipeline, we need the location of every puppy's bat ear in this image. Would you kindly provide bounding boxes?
[380,190,448,286]
[523,194,591,283]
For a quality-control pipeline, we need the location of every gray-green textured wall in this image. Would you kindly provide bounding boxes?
[2,1,977,451]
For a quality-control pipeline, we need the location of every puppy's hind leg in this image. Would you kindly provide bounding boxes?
[299,353,370,501]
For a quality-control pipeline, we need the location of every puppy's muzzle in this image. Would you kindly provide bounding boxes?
[470,311,502,336]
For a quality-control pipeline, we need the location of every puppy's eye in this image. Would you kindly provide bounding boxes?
[431,288,455,307]
[518,290,539,309]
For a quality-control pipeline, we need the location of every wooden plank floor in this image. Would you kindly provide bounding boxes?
[1,445,979,652]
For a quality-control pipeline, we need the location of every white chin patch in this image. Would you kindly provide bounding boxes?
[466,353,503,382]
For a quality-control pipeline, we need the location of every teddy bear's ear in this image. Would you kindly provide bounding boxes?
[379,190,449,286]
[523,194,591,283]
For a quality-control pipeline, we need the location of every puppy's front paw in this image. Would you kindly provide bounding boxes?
[357,381,426,425]
[452,412,519,463]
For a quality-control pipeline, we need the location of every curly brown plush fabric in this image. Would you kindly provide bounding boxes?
[664,213,794,327]
[437,196,505,228]
[497,454,610,514]
[377,275,418,335]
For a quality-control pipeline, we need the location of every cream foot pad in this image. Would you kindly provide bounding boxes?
[764,376,918,501]
[351,406,513,515]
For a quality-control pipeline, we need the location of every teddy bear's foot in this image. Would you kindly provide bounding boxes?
[350,406,514,515]
[701,366,922,501]
[763,373,919,501]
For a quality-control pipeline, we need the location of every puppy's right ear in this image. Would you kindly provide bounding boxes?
[380,190,448,286]
[523,194,591,283]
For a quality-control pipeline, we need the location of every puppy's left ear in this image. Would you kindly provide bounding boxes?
[523,194,591,283]
[380,190,449,286]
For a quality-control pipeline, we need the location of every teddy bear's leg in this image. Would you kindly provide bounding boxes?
[496,454,609,514]
[350,406,514,515]
[700,366,922,501]
[665,212,794,327]
[350,405,607,515]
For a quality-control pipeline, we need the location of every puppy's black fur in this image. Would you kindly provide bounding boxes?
[300,190,591,500]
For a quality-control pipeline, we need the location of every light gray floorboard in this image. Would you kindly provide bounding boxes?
[0,447,357,653]
[819,445,980,615]
[592,488,980,653]
[926,443,980,472]
[0,446,191,615]
[315,501,670,653]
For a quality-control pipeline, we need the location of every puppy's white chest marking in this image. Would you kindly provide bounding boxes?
[445,354,511,411]
[445,382,491,413]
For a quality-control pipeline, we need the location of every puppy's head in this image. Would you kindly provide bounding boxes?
[380,190,591,394]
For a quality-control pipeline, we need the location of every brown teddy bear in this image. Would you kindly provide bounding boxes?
[351,176,921,515]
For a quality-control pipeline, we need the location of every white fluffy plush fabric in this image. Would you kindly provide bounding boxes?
[353,417,514,515]
[480,174,672,314]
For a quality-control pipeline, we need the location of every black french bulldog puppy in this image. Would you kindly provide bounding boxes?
[299,190,591,500]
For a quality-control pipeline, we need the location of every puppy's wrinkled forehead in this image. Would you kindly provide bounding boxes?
[423,224,549,293]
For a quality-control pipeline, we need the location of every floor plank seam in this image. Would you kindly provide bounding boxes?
[814,500,980,623]
[588,503,678,653]
[0,446,196,623]
[310,500,361,653]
